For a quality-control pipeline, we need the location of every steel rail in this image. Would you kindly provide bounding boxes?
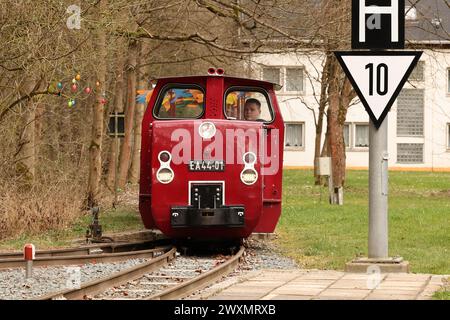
[0,245,173,269]
[145,246,245,300]
[38,247,177,300]
[0,240,160,260]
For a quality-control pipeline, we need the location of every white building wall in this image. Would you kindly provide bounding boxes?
[252,49,450,169]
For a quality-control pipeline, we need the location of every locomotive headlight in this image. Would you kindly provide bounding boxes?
[156,167,174,184]
[240,152,258,185]
[240,168,258,185]
[198,122,216,139]
[156,150,174,184]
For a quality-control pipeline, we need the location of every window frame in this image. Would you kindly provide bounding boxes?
[345,122,369,151]
[447,68,450,95]
[152,83,206,120]
[447,123,450,151]
[284,122,305,151]
[354,123,370,149]
[222,86,275,124]
[408,61,425,82]
[261,66,305,95]
[284,67,305,94]
[344,123,351,148]
[261,67,281,88]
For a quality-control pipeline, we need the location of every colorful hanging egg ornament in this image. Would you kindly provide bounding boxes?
[57,82,63,89]
[71,84,78,92]
[48,83,57,94]
[68,99,74,107]
[84,87,91,94]
[75,74,81,81]
[100,98,107,105]
[96,81,100,87]
[72,78,77,84]
[71,99,76,106]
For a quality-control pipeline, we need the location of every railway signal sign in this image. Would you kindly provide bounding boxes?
[352,0,405,49]
[335,51,422,128]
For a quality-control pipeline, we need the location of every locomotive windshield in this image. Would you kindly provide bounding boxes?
[224,89,273,122]
[154,86,204,119]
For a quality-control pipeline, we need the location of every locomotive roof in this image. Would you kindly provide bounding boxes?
[150,75,282,91]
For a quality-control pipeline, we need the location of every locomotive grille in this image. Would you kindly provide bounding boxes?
[191,184,223,209]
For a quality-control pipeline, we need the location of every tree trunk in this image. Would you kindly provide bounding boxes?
[326,56,346,205]
[117,40,138,189]
[129,42,150,184]
[15,80,38,182]
[106,43,127,190]
[314,53,331,185]
[87,0,107,208]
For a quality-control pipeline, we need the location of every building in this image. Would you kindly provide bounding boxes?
[250,0,450,170]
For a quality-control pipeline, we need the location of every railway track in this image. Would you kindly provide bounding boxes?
[0,240,170,269]
[37,245,245,300]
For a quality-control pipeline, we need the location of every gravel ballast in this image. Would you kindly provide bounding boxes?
[0,258,150,300]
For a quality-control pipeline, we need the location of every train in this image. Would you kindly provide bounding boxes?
[139,68,284,239]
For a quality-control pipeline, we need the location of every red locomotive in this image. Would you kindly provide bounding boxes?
[139,68,284,239]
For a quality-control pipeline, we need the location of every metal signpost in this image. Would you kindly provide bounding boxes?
[335,0,422,272]
[108,112,125,206]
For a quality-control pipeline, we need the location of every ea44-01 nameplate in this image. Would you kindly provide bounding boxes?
[188,160,225,172]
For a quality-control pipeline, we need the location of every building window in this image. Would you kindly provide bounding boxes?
[447,124,450,149]
[285,68,304,92]
[408,61,424,81]
[447,68,450,94]
[397,89,424,136]
[355,124,369,147]
[397,143,423,163]
[284,123,304,149]
[261,66,304,93]
[344,123,369,149]
[262,67,280,86]
[344,124,350,147]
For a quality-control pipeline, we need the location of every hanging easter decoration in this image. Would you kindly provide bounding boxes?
[71,84,78,92]
[84,87,91,94]
[48,83,58,94]
[57,82,63,90]
[75,74,81,81]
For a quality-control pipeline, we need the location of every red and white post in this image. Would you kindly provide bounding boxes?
[23,244,35,279]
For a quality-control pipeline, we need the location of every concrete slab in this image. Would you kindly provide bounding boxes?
[271,286,324,296]
[197,269,445,301]
[365,294,418,300]
[345,260,410,273]
[264,294,314,300]
[318,288,371,299]
[329,280,372,290]
[368,289,419,297]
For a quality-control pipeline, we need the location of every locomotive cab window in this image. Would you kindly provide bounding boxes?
[154,86,204,119]
[225,89,273,122]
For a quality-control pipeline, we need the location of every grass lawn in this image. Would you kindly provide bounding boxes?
[275,170,450,275]
[0,205,143,251]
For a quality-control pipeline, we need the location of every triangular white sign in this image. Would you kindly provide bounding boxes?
[335,51,422,128]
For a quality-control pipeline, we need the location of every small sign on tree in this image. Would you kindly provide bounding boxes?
[108,112,125,137]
